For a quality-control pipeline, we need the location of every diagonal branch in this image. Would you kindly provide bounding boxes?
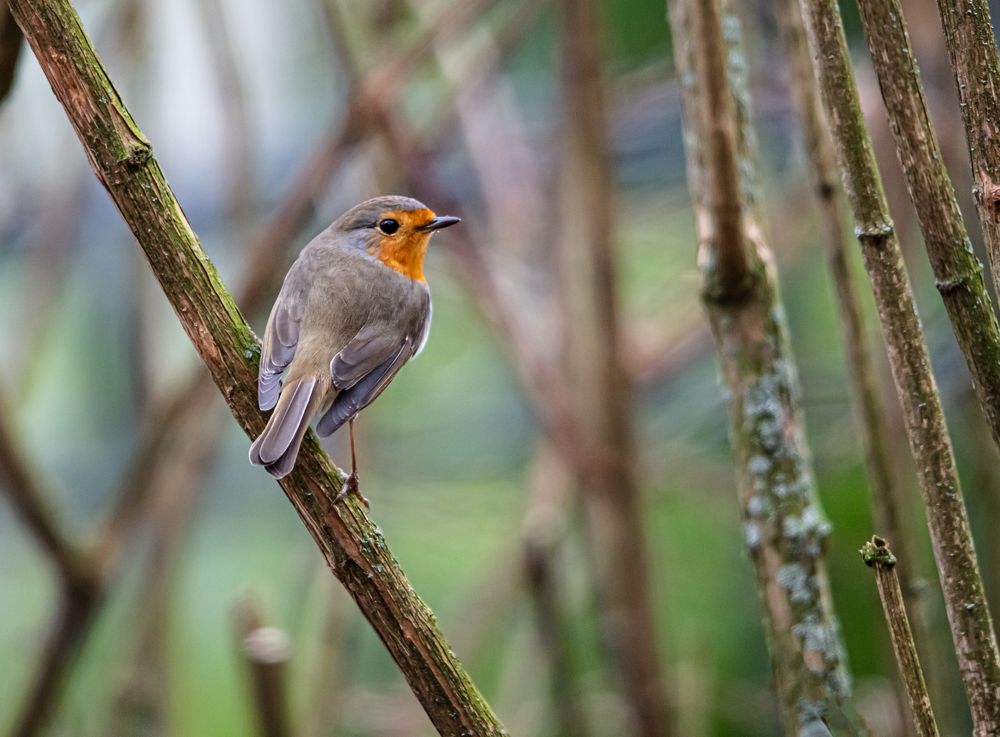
[8,1,506,735]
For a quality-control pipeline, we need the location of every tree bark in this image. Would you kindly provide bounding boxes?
[797,0,1000,732]
[857,0,1000,461]
[668,0,861,733]
[932,0,1000,291]
[8,2,506,735]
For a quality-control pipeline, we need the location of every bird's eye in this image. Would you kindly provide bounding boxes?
[378,218,400,235]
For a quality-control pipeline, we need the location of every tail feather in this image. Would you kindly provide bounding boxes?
[250,376,322,479]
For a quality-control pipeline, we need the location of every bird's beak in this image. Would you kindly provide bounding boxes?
[418,215,461,232]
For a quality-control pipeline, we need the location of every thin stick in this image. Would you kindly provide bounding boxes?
[857,0,1000,458]
[774,0,915,597]
[861,536,941,737]
[931,0,1000,290]
[797,0,1000,731]
[9,1,507,733]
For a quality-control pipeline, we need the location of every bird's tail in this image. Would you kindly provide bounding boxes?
[249,375,324,479]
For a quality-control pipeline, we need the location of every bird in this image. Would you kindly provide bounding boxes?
[249,195,459,499]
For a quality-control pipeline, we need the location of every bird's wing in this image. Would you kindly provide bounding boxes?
[316,336,414,437]
[258,274,307,411]
[316,303,428,437]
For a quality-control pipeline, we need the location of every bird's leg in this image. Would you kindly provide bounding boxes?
[335,417,369,508]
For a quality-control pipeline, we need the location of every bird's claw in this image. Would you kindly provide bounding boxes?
[334,471,370,509]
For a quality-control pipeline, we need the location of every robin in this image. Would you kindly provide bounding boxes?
[249,195,459,497]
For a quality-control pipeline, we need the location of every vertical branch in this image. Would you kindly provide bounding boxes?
[522,441,590,737]
[932,0,1000,288]
[774,0,915,597]
[861,537,941,737]
[668,0,862,733]
[197,0,255,227]
[857,0,1000,457]
[233,596,293,737]
[797,0,1000,732]
[554,2,674,735]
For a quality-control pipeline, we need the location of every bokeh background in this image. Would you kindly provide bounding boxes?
[1,0,999,735]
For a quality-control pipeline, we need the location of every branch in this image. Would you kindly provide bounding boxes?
[0,392,93,591]
[552,1,674,735]
[858,0,1000,461]
[797,0,1000,731]
[692,0,749,299]
[931,0,1000,289]
[0,0,23,102]
[9,2,506,735]
[233,596,293,737]
[775,0,921,629]
[669,0,864,732]
[860,537,941,737]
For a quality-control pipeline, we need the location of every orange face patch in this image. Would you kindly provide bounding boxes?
[367,208,437,282]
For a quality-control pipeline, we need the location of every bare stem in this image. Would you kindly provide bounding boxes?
[857,0,1000,460]
[931,0,1000,289]
[797,0,1000,731]
[860,537,940,737]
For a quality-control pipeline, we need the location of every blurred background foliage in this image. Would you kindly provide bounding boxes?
[1,0,998,735]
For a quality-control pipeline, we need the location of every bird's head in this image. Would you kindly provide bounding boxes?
[334,195,460,282]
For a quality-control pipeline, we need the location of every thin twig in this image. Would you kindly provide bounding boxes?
[669,0,864,732]
[9,2,507,733]
[797,0,1000,731]
[857,0,1000,459]
[775,0,915,596]
[0,391,93,591]
[861,536,941,737]
[931,0,1000,290]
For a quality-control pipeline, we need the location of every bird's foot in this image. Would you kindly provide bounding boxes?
[334,471,370,509]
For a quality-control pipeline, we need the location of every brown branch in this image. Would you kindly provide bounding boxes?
[931,0,1000,290]
[797,0,1000,731]
[552,2,674,736]
[233,596,294,737]
[861,537,941,737]
[9,2,506,735]
[197,0,254,227]
[669,0,864,732]
[858,0,1000,461]
[693,0,749,299]
[0,0,23,102]
[776,0,913,584]
[522,441,590,737]
[0,392,93,591]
